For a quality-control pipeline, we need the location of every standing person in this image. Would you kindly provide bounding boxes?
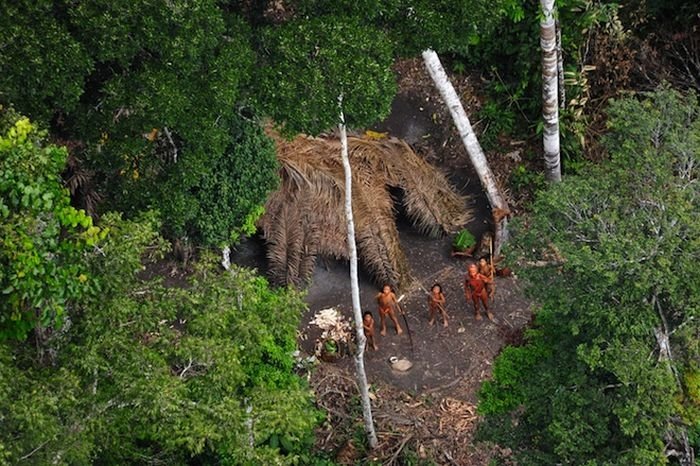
[478,256,496,301]
[464,263,493,321]
[427,283,449,327]
[376,284,404,336]
[362,311,379,351]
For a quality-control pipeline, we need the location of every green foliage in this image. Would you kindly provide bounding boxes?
[459,1,539,109]
[479,341,551,414]
[292,0,522,56]
[509,163,546,195]
[461,0,622,158]
[71,3,273,246]
[478,88,700,464]
[477,100,517,150]
[155,118,279,246]
[255,15,396,136]
[0,1,93,120]
[452,229,476,251]
[388,0,523,54]
[1,1,278,247]
[0,110,103,341]
[0,214,322,465]
[322,339,337,355]
[0,345,91,465]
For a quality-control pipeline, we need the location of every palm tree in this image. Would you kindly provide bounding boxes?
[540,0,562,182]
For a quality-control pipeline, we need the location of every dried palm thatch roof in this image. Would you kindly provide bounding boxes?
[259,130,472,289]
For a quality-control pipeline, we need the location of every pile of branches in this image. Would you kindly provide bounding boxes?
[310,364,502,465]
[260,130,472,288]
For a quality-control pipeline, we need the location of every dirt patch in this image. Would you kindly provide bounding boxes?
[302,245,532,464]
[300,229,532,393]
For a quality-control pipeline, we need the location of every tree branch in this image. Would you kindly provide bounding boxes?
[162,126,178,163]
[19,440,49,461]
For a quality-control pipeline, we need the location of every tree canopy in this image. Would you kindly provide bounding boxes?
[254,14,396,136]
[0,213,323,464]
[0,109,322,464]
[0,1,277,247]
[478,88,700,464]
[0,0,523,245]
[290,0,523,55]
[0,109,103,341]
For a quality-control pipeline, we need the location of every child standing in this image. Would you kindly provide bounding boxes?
[362,311,379,351]
[376,284,404,336]
[427,283,448,327]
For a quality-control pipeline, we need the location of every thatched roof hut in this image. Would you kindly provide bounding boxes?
[259,131,472,289]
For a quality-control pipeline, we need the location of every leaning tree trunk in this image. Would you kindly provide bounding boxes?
[338,95,378,449]
[541,0,562,182]
[422,49,510,256]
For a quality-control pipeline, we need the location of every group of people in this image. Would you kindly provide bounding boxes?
[362,256,496,350]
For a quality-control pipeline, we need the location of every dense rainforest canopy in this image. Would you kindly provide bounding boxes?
[478,88,700,465]
[1,0,698,464]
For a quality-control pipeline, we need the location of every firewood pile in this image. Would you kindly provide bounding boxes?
[309,307,354,358]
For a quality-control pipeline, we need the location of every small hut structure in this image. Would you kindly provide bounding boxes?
[259,131,472,289]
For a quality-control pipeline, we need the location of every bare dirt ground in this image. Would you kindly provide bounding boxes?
[303,263,531,465]
[285,58,535,465]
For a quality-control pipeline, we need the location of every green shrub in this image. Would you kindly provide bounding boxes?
[156,118,279,246]
[0,214,322,464]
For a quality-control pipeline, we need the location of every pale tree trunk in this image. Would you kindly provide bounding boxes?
[652,293,695,466]
[556,18,565,110]
[422,49,510,256]
[338,95,378,449]
[541,0,562,182]
[221,248,256,454]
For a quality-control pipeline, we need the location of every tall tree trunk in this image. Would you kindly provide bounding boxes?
[338,96,378,449]
[421,49,510,256]
[541,0,562,182]
[652,293,695,466]
[556,18,565,110]
[221,248,256,454]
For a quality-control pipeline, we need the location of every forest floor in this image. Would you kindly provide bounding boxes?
[287,58,536,465]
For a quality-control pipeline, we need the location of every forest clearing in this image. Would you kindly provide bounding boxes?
[284,60,534,464]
